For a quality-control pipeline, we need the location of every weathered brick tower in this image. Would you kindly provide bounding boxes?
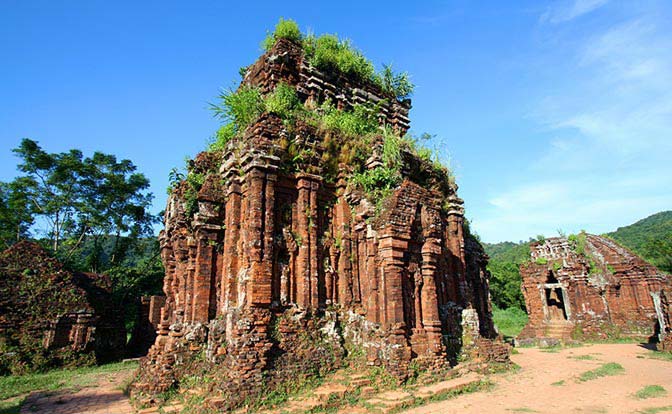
[133,30,508,409]
[518,234,670,342]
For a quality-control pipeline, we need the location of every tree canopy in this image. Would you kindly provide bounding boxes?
[7,138,156,267]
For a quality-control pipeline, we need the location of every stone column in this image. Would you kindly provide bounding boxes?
[421,237,442,335]
[295,176,311,308]
[184,238,197,323]
[222,180,242,310]
[245,167,274,307]
[309,178,320,310]
[379,235,408,330]
[191,227,219,323]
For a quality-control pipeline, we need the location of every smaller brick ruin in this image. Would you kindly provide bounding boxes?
[0,241,126,373]
[518,234,670,343]
[127,295,166,357]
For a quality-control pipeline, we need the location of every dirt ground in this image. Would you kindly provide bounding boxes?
[405,343,672,414]
[19,368,135,414]
[13,343,671,413]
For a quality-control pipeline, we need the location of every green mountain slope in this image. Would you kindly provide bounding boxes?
[606,210,672,272]
[483,241,530,264]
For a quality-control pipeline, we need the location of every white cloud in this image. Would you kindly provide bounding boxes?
[542,0,610,24]
[473,5,672,242]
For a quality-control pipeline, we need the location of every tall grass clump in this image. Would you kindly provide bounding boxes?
[303,34,376,83]
[262,18,302,50]
[261,18,414,100]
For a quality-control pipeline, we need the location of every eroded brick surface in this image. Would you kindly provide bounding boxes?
[0,241,126,371]
[518,234,670,343]
[132,38,509,410]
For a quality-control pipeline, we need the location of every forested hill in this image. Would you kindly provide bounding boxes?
[483,241,530,264]
[607,210,672,272]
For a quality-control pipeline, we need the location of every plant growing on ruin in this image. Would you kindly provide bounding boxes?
[304,34,376,83]
[375,63,414,100]
[262,18,415,100]
[183,172,205,218]
[264,82,301,119]
[208,123,235,152]
[568,232,587,256]
[210,85,264,134]
[262,17,302,50]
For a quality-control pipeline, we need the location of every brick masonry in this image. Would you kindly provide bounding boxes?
[131,38,509,409]
[518,234,671,343]
[0,241,126,371]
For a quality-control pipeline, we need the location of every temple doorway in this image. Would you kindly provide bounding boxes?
[545,287,567,320]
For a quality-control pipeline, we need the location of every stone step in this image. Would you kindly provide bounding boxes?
[350,377,372,388]
[314,384,349,402]
[414,372,482,399]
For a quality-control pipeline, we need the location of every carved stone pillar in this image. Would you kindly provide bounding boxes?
[379,235,408,331]
[222,180,242,310]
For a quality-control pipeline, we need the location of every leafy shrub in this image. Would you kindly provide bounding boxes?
[634,385,667,399]
[208,123,235,152]
[381,129,402,167]
[183,172,205,217]
[568,231,587,256]
[264,82,300,119]
[262,18,302,51]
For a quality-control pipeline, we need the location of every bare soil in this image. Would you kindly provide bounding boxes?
[404,343,672,414]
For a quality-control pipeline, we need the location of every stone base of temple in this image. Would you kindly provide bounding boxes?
[130,306,509,410]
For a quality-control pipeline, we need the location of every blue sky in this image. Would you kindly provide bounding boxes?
[1,0,670,243]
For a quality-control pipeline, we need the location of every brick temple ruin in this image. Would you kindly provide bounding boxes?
[0,241,126,373]
[518,234,671,343]
[132,36,509,409]
[127,295,166,357]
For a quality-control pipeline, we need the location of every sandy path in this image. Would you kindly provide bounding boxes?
[20,368,135,414]
[404,344,672,414]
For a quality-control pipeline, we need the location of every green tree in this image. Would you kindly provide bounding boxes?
[0,181,34,248]
[488,260,526,310]
[644,236,672,273]
[10,138,157,269]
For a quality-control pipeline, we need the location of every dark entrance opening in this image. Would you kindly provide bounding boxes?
[545,287,567,320]
[545,270,559,284]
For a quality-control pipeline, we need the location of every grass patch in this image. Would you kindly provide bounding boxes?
[570,354,596,360]
[577,362,624,382]
[0,361,138,401]
[551,380,565,386]
[635,385,668,400]
[508,408,539,413]
[492,306,528,338]
[0,397,23,414]
[647,351,672,363]
[639,406,672,414]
